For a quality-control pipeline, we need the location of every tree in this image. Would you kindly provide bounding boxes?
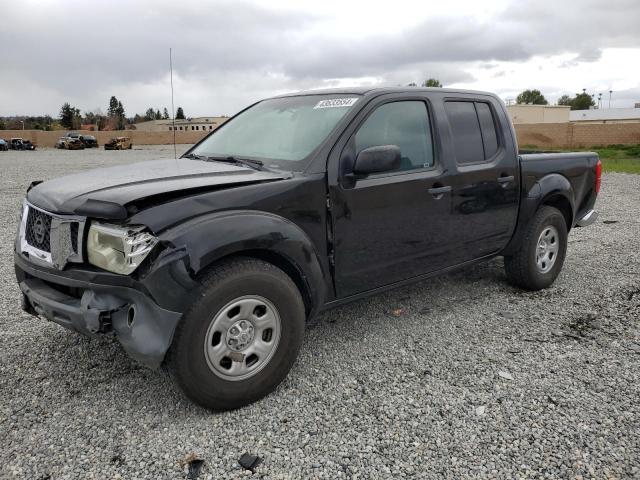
[556,92,596,110]
[557,95,572,106]
[162,108,170,120]
[107,96,126,129]
[144,108,155,121]
[516,89,548,105]
[175,107,185,120]
[108,96,119,117]
[155,109,162,120]
[82,109,106,130]
[115,101,126,130]
[406,82,417,87]
[59,103,81,129]
[571,92,596,111]
[84,111,96,125]
[60,103,73,128]
[422,78,443,88]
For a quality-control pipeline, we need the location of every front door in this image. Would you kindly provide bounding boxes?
[331,98,455,298]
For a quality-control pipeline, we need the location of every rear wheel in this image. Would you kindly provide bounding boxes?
[167,258,305,410]
[504,206,568,290]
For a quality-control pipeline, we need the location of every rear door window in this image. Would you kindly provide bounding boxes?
[445,101,500,164]
[445,101,484,164]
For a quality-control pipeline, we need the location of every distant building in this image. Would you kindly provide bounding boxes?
[570,107,640,123]
[506,105,570,124]
[133,116,229,132]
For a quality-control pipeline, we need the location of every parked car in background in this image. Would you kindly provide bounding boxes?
[10,138,36,150]
[10,138,25,150]
[0,139,8,151]
[104,137,132,150]
[63,132,98,148]
[66,138,84,150]
[56,136,84,150]
[80,135,98,148]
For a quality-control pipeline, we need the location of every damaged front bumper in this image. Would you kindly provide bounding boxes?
[15,248,198,368]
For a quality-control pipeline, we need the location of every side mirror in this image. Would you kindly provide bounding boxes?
[353,145,401,175]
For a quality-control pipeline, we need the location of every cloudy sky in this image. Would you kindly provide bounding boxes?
[2,0,639,117]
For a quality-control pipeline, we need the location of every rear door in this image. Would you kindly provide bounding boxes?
[443,97,519,263]
[329,94,456,298]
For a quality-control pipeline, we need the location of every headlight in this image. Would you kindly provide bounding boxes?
[87,222,158,275]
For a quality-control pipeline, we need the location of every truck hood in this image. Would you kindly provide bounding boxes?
[27,158,289,216]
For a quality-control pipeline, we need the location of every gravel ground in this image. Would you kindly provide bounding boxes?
[1,147,639,479]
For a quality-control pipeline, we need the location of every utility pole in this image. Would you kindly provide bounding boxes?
[609,90,612,109]
[170,47,176,160]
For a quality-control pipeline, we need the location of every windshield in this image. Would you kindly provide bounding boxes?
[189,94,360,170]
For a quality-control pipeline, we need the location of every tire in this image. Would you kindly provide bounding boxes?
[504,206,568,291]
[167,258,305,410]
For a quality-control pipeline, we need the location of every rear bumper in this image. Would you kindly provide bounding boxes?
[576,209,598,227]
[15,249,197,368]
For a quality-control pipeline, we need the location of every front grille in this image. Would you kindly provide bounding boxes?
[70,222,79,253]
[25,207,52,252]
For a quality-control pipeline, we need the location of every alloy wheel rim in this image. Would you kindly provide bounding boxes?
[536,225,559,274]
[204,295,281,381]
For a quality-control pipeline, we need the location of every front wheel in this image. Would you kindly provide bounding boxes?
[504,206,568,290]
[166,258,305,410]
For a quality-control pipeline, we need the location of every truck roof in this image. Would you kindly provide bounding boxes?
[273,86,499,99]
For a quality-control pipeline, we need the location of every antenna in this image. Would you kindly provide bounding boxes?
[170,47,177,160]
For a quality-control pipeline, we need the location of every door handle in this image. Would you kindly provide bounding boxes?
[427,185,452,199]
[497,175,515,184]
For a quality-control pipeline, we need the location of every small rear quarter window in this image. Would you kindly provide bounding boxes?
[475,102,499,159]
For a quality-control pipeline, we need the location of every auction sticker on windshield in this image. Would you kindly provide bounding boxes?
[313,98,358,109]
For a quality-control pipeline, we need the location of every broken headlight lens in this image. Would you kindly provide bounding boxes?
[87,222,158,275]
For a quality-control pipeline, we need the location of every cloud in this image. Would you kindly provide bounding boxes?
[1,0,639,116]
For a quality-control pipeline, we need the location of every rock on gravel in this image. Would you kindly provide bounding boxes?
[1,147,639,479]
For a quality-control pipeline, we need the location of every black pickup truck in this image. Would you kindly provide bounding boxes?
[15,87,600,409]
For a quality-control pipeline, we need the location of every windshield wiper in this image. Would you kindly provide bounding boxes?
[182,152,206,160]
[206,155,264,171]
[183,153,265,171]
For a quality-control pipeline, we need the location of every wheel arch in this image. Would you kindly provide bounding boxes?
[541,193,573,232]
[159,210,328,320]
[502,173,574,256]
[197,249,317,319]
